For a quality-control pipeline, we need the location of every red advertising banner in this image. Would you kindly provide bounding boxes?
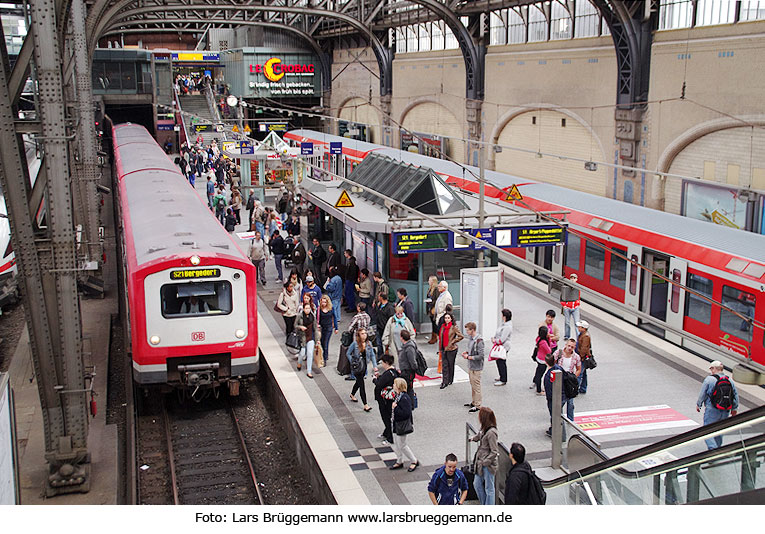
[574,405,698,436]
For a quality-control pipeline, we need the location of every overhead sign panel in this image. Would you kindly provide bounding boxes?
[393,231,450,254]
[393,225,566,254]
[329,142,343,155]
[515,226,565,246]
[301,142,313,155]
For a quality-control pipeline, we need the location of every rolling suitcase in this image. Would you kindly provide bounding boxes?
[337,344,351,376]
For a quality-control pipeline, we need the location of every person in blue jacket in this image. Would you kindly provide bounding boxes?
[325,266,343,329]
[427,453,468,505]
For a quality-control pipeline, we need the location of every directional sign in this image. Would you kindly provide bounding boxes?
[329,141,342,155]
[335,190,354,208]
[505,184,523,201]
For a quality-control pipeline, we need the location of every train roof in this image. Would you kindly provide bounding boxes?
[288,129,765,270]
[114,124,179,177]
[113,124,247,268]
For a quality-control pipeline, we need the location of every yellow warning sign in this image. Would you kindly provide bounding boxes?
[232,124,239,132]
[335,190,354,209]
[244,124,252,133]
[505,184,523,201]
[475,231,483,238]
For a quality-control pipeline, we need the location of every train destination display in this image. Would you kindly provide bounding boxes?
[393,231,450,253]
[393,225,565,254]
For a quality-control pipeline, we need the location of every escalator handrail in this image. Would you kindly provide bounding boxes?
[541,405,765,488]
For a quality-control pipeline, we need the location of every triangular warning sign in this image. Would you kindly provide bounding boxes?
[335,190,354,208]
[232,124,239,132]
[475,231,482,238]
[505,184,523,201]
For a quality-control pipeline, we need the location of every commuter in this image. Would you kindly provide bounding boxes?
[326,244,342,284]
[348,327,376,412]
[348,302,370,337]
[246,189,256,225]
[435,303,454,374]
[224,207,237,232]
[504,443,545,505]
[372,272,390,319]
[187,169,196,188]
[439,313,463,389]
[267,211,280,239]
[395,288,415,324]
[397,329,418,398]
[291,238,307,278]
[230,188,242,225]
[356,268,373,310]
[373,353,398,445]
[532,325,553,395]
[374,292,395,358]
[543,352,568,438]
[276,281,300,336]
[575,320,592,394]
[300,275,322,311]
[301,292,316,315]
[539,309,561,351]
[462,322,484,411]
[425,276,440,344]
[213,187,227,224]
[286,214,301,237]
[295,303,318,379]
[318,295,336,366]
[269,229,286,282]
[277,191,290,221]
[248,231,268,285]
[427,453,468,505]
[383,306,415,359]
[206,175,215,209]
[560,273,581,340]
[389,378,419,472]
[469,407,498,505]
[554,338,581,423]
[343,250,359,312]
[434,280,453,324]
[697,361,739,450]
[253,201,265,235]
[308,237,327,286]
[287,268,303,296]
[491,309,512,387]
[325,266,343,329]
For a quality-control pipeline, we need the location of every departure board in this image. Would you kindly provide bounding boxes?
[515,226,565,247]
[393,231,450,254]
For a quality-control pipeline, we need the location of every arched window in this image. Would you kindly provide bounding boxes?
[419,23,431,51]
[528,4,548,42]
[696,0,737,26]
[740,0,765,21]
[432,21,445,50]
[406,25,418,52]
[395,27,407,54]
[508,7,527,44]
[575,0,600,38]
[550,1,572,40]
[658,0,693,30]
[490,9,507,45]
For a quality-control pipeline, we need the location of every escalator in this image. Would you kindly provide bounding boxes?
[539,405,765,504]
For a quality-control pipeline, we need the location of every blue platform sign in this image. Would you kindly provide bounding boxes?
[301,142,314,155]
[240,141,254,155]
[393,225,566,255]
[329,142,342,155]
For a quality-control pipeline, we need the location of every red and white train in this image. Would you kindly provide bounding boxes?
[285,129,765,371]
[113,124,258,396]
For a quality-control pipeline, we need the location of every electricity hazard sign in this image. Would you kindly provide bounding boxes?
[505,184,523,201]
[335,190,354,208]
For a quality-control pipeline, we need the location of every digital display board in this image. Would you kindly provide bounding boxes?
[393,231,450,254]
[515,226,566,246]
[170,268,221,280]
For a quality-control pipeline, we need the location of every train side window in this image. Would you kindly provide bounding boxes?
[584,241,605,280]
[160,281,233,318]
[609,247,627,289]
[685,273,713,324]
[719,285,755,342]
[629,255,638,295]
[566,234,581,270]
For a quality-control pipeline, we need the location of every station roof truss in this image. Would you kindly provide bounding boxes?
[344,152,469,216]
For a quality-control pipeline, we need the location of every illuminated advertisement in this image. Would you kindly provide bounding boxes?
[682,181,748,229]
[248,54,319,97]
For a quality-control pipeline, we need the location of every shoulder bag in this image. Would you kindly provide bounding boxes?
[394,416,413,435]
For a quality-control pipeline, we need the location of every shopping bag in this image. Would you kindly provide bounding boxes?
[488,342,507,362]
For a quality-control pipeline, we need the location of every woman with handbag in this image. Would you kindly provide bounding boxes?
[531,325,552,395]
[276,281,300,336]
[347,327,377,412]
[295,303,319,379]
[318,295,337,366]
[389,378,419,472]
[373,353,398,445]
[382,306,415,359]
[490,309,513,387]
[469,407,499,505]
[439,313,464,389]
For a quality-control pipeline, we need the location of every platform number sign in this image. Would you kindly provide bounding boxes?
[301,142,314,155]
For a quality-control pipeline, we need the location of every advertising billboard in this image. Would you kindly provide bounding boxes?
[247,53,320,98]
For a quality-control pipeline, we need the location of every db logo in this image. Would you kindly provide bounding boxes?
[191,331,206,342]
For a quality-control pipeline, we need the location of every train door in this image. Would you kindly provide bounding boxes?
[639,250,670,335]
[622,243,641,324]
[665,258,688,344]
[551,243,564,278]
[533,245,553,281]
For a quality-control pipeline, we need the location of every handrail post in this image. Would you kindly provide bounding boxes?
[551,369,562,469]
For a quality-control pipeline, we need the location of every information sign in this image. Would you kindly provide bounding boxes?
[301,142,313,155]
[393,231,450,254]
[170,268,221,280]
[330,142,342,155]
[194,124,212,133]
[515,226,565,246]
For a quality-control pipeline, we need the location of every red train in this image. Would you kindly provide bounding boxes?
[112,124,258,397]
[285,129,765,371]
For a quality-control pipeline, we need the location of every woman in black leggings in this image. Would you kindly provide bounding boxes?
[348,327,376,412]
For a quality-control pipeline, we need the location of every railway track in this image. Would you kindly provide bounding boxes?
[136,393,264,505]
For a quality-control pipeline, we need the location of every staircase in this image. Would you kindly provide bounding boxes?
[179,94,222,145]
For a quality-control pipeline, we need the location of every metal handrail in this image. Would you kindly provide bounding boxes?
[203,78,227,141]
[173,85,191,149]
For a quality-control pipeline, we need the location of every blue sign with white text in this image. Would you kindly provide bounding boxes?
[301,142,314,155]
[330,142,342,155]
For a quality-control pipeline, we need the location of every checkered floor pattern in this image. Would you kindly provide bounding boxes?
[343,446,398,471]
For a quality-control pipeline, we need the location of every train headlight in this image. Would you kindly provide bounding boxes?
[235,329,245,339]
[149,335,160,345]
[190,255,201,266]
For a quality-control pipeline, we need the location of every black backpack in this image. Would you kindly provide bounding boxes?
[710,374,734,410]
[350,352,364,376]
[217,197,225,210]
[562,370,579,399]
[415,347,428,376]
[526,469,547,505]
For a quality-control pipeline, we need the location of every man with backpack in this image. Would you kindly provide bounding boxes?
[398,329,418,399]
[504,443,546,505]
[543,353,568,439]
[213,187,227,225]
[696,360,739,450]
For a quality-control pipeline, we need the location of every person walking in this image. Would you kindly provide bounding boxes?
[248,231,268,285]
[462,322,484,412]
[291,239,307,278]
[397,329,418,398]
[373,353,398,445]
[382,305,415,360]
[300,275,322,311]
[348,327,376,412]
[470,407,499,505]
[697,361,739,450]
[389,378,419,472]
[425,275,440,344]
[427,454,468,505]
[295,303,318,379]
[532,325,553,395]
[560,273,581,340]
[439,313,463,389]
[325,266,343,329]
[374,292,395,358]
[213,187,227,225]
[575,320,592,394]
[269,229,286,282]
[491,309,512,387]
[246,188,256,226]
[224,207,237,232]
[206,175,215,209]
[287,268,303,296]
[318,295,337,366]
[276,280,300,336]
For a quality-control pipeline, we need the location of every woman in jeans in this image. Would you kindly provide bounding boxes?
[276,280,300,336]
[347,327,376,412]
[318,295,337,366]
[469,407,499,505]
[295,303,318,379]
[389,378,419,472]
[532,325,552,395]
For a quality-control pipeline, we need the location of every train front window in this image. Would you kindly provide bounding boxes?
[160,281,232,318]
[720,285,755,342]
